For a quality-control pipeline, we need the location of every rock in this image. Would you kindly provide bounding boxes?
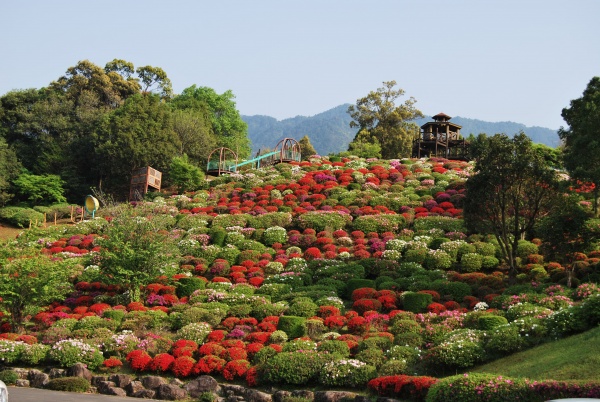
[314,391,357,402]
[354,396,370,402]
[376,398,402,402]
[222,384,246,396]
[292,390,315,400]
[170,378,185,387]
[28,369,49,388]
[273,390,292,402]
[97,380,117,394]
[184,376,220,397]
[12,368,29,380]
[106,387,127,397]
[141,375,167,390]
[125,380,146,396]
[15,379,30,387]
[109,373,132,388]
[91,376,107,386]
[245,388,272,402]
[68,363,92,381]
[156,383,187,400]
[133,389,157,399]
[48,368,65,379]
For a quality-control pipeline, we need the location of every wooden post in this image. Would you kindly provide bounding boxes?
[44,213,47,228]
[54,212,57,226]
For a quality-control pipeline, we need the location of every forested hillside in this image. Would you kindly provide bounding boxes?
[244,105,560,155]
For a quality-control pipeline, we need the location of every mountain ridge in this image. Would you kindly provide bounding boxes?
[242,104,560,155]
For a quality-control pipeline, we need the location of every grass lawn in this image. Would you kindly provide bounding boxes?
[471,326,600,381]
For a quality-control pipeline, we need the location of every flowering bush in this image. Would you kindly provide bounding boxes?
[318,358,377,387]
[368,375,437,401]
[223,359,251,381]
[175,322,212,344]
[49,339,104,370]
[264,351,330,385]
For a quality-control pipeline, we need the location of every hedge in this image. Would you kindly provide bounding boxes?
[277,316,307,338]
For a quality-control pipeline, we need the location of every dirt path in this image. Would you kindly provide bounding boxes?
[0,223,23,241]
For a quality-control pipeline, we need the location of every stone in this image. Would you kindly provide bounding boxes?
[156,383,187,400]
[292,390,315,400]
[106,387,127,397]
[133,389,157,399]
[354,396,370,402]
[109,373,132,388]
[170,378,185,387]
[245,388,272,402]
[272,390,292,402]
[12,368,29,380]
[141,375,167,390]
[314,391,357,402]
[91,375,107,386]
[68,363,92,381]
[184,376,220,397]
[15,379,30,387]
[125,380,146,396]
[48,368,65,379]
[28,369,49,388]
[376,398,402,402]
[97,380,117,394]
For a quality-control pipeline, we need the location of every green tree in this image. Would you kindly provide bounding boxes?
[94,93,181,196]
[346,129,382,158]
[463,132,558,278]
[174,85,251,158]
[559,76,600,215]
[12,172,66,205]
[171,108,216,164]
[168,154,206,192]
[535,195,595,287]
[136,65,173,100]
[0,254,77,332]
[298,135,317,160]
[98,208,179,302]
[0,136,21,206]
[347,81,423,159]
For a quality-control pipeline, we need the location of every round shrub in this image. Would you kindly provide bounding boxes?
[424,249,453,270]
[0,370,18,385]
[175,322,212,344]
[481,256,500,270]
[47,376,90,392]
[263,226,288,246]
[317,340,350,358]
[49,339,104,370]
[477,315,508,330]
[516,240,538,258]
[355,347,386,368]
[21,343,50,365]
[264,351,329,385]
[460,253,483,272]
[318,359,377,387]
[402,292,432,313]
[378,359,409,376]
[484,325,525,355]
[176,277,206,298]
[288,300,318,318]
[277,316,307,339]
[427,338,484,370]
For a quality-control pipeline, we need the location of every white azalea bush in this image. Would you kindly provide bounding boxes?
[49,339,104,370]
[318,358,377,387]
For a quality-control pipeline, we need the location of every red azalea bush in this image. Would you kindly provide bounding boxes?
[103,357,123,369]
[150,353,175,372]
[368,375,438,401]
[126,350,152,371]
[194,355,226,375]
[223,359,251,381]
[172,356,196,377]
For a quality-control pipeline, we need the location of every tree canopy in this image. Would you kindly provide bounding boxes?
[347,81,423,159]
[463,132,559,278]
[0,59,249,201]
[559,76,600,215]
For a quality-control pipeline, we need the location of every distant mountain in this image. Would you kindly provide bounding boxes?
[242,105,560,156]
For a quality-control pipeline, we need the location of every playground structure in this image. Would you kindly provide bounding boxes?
[412,113,470,160]
[129,166,162,200]
[206,137,302,175]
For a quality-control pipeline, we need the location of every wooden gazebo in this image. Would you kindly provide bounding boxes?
[412,113,470,160]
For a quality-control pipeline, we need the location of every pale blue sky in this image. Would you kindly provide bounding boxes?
[1,0,598,129]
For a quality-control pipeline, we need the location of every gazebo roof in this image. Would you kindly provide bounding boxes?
[433,112,452,120]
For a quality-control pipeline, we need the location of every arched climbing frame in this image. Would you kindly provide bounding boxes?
[206,138,302,175]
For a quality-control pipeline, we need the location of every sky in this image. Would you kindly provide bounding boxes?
[1,1,598,130]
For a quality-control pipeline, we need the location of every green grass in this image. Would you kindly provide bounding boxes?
[471,326,600,381]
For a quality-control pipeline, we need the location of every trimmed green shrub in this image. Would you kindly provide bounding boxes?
[295,211,353,232]
[278,316,307,338]
[0,370,18,385]
[288,300,318,318]
[249,212,293,229]
[176,277,206,298]
[211,213,250,228]
[516,240,538,258]
[0,206,44,228]
[47,376,90,392]
[317,340,350,358]
[460,253,483,272]
[352,214,406,234]
[484,325,525,355]
[355,348,386,368]
[413,216,465,232]
[431,280,472,302]
[21,343,50,365]
[102,309,125,323]
[478,315,508,330]
[264,351,330,385]
[319,359,377,387]
[402,292,432,313]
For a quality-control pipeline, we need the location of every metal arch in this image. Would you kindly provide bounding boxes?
[274,137,302,163]
[206,147,238,175]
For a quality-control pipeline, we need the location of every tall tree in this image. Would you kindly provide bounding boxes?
[175,85,251,158]
[559,76,600,216]
[0,136,21,206]
[463,132,558,278]
[94,93,180,196]
[347,81,423,159]
[298,135,317,160]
